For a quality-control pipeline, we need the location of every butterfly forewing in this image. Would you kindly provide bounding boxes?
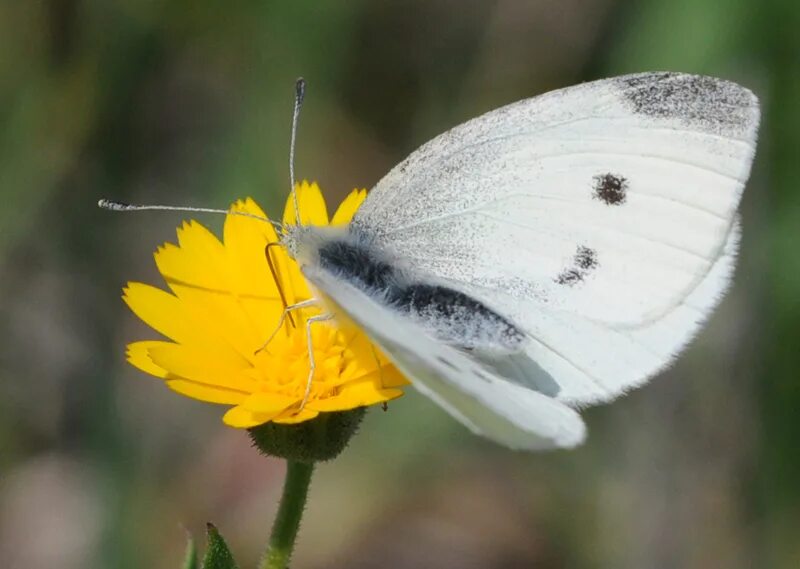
[350,72,759,405]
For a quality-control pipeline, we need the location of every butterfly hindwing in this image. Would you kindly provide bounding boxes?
[302,264,586,450]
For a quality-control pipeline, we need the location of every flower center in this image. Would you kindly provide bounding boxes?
[252,323,351,401]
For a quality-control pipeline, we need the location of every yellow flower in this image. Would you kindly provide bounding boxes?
[123,181,408,428]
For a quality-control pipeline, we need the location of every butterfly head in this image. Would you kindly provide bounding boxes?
[280,223,349,269]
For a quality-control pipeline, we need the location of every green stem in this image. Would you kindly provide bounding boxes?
[260,460,315,569]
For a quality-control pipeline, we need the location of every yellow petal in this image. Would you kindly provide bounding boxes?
[282,181,329,226]
[157,215,283,359]
[309,383,404,412]
[278,182,326,305]
[123,283,194,344]
[123,282,253,367]
[240,392,297,414]
[337,320,378,360]
[221,200,289,338]
[272,408,319,424]
[376,365,409,389]
[148,344,260,393]
[339,327,410,386]
[223,198,282,299]
[156,221,231,292]
[223,405,276,428]
[155,242,217,293]
[164,281,268,361]
[331,189,367,225]
[282,250,313,305]
[167,379,248,405]
[126,341,170,378]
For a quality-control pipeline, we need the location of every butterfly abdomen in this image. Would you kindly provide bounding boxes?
[318,238,401,294]
[315,232,525,353]
[393,283,526,352]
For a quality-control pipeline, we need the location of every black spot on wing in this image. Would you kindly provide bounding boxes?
[574,245,598,270]
[555,268,583,286]
[592,173,627,206]
[555,246,599,287]
[616,72,757,136]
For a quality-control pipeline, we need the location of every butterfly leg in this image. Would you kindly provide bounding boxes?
[299,312,334,411]
[254,298,319,355]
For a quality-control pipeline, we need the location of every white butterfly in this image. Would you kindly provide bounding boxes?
[102,72,760,450]
[283,72,760,450]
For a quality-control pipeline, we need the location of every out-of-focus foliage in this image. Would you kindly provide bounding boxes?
[0,1,797,568]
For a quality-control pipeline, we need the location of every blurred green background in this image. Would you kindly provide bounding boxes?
[1,1,798,568]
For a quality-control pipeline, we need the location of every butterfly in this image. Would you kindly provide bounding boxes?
[103,72,759,450]
[281,72,760,450]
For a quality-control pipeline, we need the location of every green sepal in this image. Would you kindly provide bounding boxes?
[248,408,366,463]
[202,523,239,569]
[182,530,198,569]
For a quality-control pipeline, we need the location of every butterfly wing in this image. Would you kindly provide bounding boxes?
[302,264,586,450]
[352,72,759,405]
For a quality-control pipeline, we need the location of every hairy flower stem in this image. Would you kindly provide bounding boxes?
[260,460,315,569]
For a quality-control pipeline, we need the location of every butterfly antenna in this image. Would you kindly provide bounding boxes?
[289,77,306,226]
[97,199,284,232]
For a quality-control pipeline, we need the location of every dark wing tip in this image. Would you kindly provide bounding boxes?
[615,72,760,138]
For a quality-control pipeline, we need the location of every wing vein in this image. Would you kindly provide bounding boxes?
[373,130,746,223]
